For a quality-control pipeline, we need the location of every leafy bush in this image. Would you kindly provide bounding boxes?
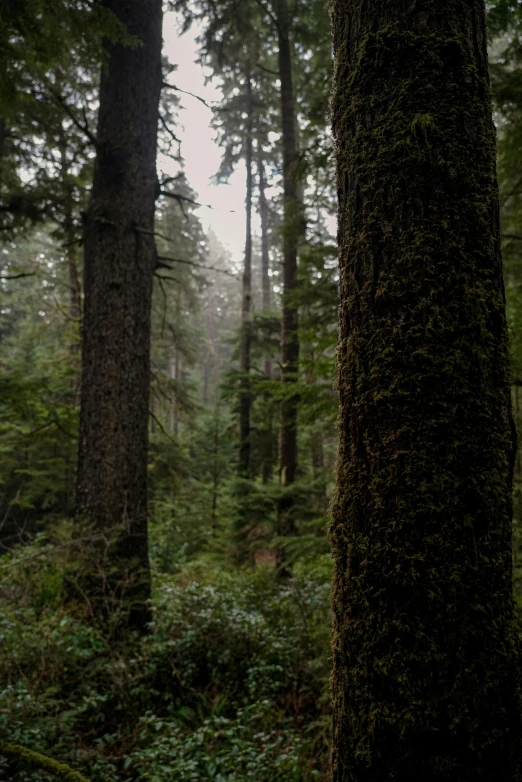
[128,702,305,781]
[0,543,331,780]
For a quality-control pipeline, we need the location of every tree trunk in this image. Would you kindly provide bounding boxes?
[329,2,522,778]
[258,154,271,317]
[310,429,327,514]
[258,152,274,483]
[75,0,162,632]
[57,121,82,423]
[211,404,220,533]
[168,286,182,436]
[173,349,180,440]
[0,118,6,190]
[275,0,300,570]
[203,285,217,406]
[59,130,82,341]
[238,75,254,477]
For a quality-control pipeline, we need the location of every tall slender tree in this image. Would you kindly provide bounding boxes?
[238,74,254,476]
[75,0,163,631]
[274,0,301,557]
[258,151,275,483]
[329,1,522,778]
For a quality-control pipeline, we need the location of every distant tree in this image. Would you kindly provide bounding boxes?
[329,1,522,778]
[74,0,163,632]
[196,5,269,477]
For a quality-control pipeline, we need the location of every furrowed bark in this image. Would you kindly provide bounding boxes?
[329,1,522,778]
[75,0,162,632]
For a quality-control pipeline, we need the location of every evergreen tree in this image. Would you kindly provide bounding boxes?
[74,0,163,631]
[329,1,522,778]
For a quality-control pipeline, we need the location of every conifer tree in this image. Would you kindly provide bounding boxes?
[238,73,254,476]
[74,0,163,631]
[329,1,522,778]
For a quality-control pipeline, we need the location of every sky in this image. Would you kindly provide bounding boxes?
[161,12,247,264]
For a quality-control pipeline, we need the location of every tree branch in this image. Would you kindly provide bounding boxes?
[0,741,90,782]
[48,88,98,148]
[149,410,177,444]
[252,0,280,32]
[159,190,235,213]
[1,272,35,281]
[257,61,279,76]
[159,113,182,156]
[157,255,237,278]
[161,82,231,112]
[162,81,214,108]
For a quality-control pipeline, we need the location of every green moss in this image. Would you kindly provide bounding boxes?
[329,3,522,781]
[0,741,90,782]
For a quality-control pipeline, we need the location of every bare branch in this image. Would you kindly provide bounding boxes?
[159,190,235,213]
[252,0,280,32]
[161,82,232,113]
[162,81,213,108]
[48,88,99,147]
[257,61,279,76]
[157,255,238,279]
[149,409,177,444]
[159,113,182,156]
[1,272,35,281]
[154,272,182,284]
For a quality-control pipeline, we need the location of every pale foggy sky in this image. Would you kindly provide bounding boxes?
[161,12,248,264]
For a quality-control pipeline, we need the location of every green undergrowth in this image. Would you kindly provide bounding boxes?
[0,538,332,780]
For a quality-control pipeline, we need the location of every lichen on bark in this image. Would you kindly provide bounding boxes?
[329,2,522,779]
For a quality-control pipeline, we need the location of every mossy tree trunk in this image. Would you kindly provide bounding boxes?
[75,0,162,632]
[329,1,522,779]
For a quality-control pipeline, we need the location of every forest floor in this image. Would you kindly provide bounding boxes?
[0,536,332,781]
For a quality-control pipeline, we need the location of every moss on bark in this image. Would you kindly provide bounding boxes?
[0,742,90,782]
[329,2,522,779]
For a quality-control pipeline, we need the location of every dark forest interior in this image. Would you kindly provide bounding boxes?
[2,1,522,780]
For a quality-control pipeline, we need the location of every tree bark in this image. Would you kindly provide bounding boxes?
[258,152,274,483]
[238,75,254,477]
[75,0,162,632]
[275,0,300,569]
[329,2,522,778]
[258,154,271,317]
[58,130,82,326]
[310,429,327,514]
[57,122,82,419]
[0,118,6,191]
